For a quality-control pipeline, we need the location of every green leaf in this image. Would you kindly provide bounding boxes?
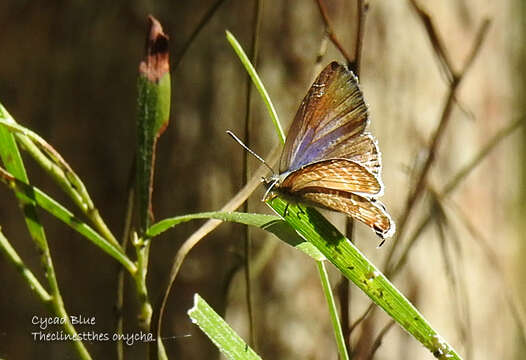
[266,196,462,360]
[0,169,136,275]
[148,211,279,237]
[0,104,48,251]
[188,294,262,360]
[147,211,324,259]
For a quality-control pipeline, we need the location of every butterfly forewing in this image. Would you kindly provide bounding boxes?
[279,62,369,173]
[279,159,382,196]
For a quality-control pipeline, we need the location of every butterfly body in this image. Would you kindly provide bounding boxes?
[265,62,395,239]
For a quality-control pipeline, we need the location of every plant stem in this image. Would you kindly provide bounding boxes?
[317,260,350,360]
[0,229,51,302]
[133,232,153,331]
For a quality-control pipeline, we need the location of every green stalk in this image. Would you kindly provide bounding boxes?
[226,30,285,144]
[0,229,51,302]
[267,196,463,360]
[135,16,171,338]
[0,167,136,274]
[317,260,350,360]
[0,104,92,359]
[0,115,120,250]
[132,232,153,330]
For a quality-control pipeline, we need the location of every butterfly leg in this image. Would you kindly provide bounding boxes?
[283,202,290,217]
[297,204,306,218]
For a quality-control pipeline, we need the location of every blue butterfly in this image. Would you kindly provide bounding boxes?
[265,62,395,239]
[229,62,395,239]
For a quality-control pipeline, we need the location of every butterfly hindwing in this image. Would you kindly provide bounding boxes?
[279,62,369,173]
[299,189,395,239]
[279,159,383,197]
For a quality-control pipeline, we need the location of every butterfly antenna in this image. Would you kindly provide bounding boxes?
[226,130,275,174]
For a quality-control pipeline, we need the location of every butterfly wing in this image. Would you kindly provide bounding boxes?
[275,61,395,239]
[324,133,381,176]
[279,62,370,173]
[300,189,395,239]
[279,159,382,197]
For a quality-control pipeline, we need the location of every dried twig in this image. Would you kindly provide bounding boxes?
[343,0,369,355]
[349,0,368,75]
[389,115,523,277]
[366,320,396,359]
[408,0,455,83]
[241,0,264,349]
[172,0,229,70]
[315,0,353,65]
[383,14,491,273]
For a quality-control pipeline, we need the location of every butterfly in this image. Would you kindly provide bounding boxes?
[263,62,395,239]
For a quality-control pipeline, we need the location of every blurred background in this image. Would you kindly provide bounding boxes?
[0,0,524,359]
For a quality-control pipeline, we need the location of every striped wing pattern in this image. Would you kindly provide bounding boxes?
[300,190,394,239]
[279,159,383,197]
[272,62,395,239]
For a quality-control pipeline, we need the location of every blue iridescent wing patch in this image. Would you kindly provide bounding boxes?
[271,62,395,239]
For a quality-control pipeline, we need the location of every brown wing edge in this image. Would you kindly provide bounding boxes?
[298,188,396,239]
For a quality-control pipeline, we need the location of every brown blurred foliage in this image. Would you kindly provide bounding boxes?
[0,1,523,359]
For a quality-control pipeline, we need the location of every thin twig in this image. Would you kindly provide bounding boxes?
[315,0,353,65]
[389,115,523,278]
[449,199,526,350]
[241,0,264,349]
[408,0,455,83]
[366,320,395,360]
[313,1,369,350]
[342,1,369,353]
[349,0,368,75]
[115,163,135,360]
[172,0,230,70]
[383,16,491,273]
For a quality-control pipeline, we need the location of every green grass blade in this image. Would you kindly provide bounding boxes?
[188,293,262,360]
[317,260,349,360]
[0,111,121,249]
[0,104,49,255]
[0,104,94,360]
[147,211,324,259]
[266,196,462,360]
[147,206,460,357]
[0,228,51,302]
[147,211,279,236]
[226,30,285,144]
[0,168,136,274]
